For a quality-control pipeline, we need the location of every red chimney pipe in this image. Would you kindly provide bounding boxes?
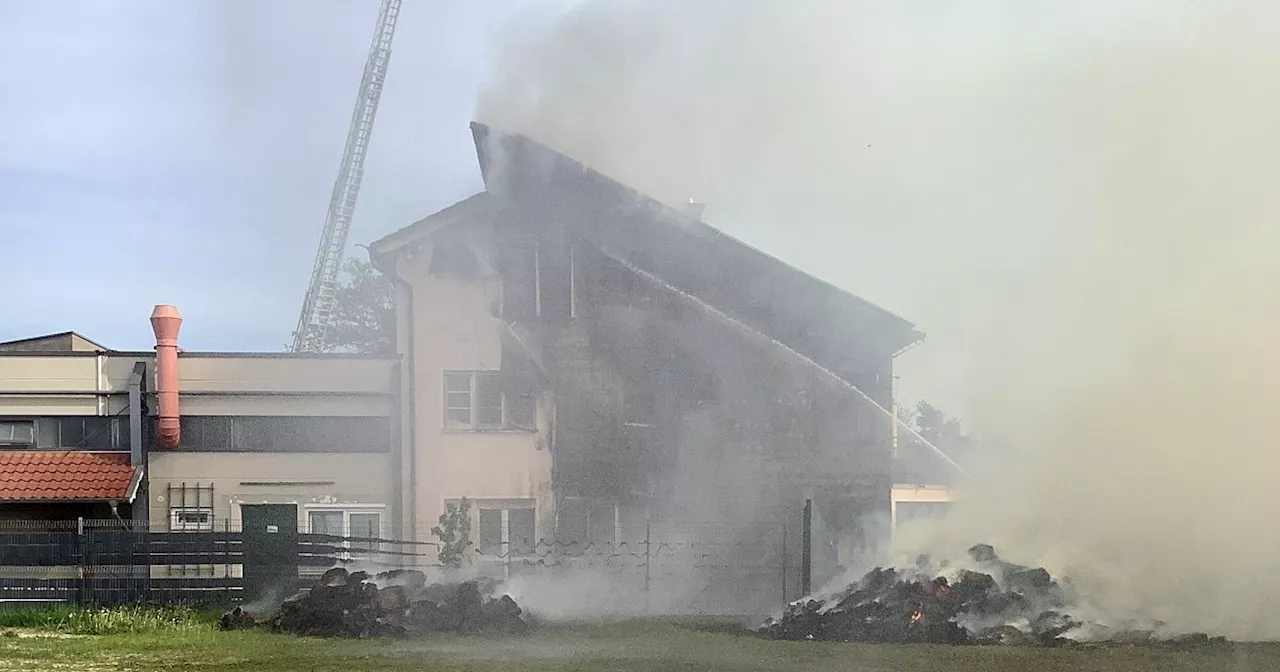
[149,305,182,449]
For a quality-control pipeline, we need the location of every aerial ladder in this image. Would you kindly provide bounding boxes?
[291,0,402,352]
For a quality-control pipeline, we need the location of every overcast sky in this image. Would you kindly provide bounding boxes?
[0,0,536,351]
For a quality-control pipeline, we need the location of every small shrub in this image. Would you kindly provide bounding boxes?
[432,498,473,570]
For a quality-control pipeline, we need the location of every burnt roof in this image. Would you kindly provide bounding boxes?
[468,122,923,361]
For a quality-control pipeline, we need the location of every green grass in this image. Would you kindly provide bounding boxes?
[0,609,1278,671]
[0,604,212,635]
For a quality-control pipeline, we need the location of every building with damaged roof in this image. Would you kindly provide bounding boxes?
[371,122,930,592]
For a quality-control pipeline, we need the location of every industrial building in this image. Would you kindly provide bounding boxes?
[0,309,404,541]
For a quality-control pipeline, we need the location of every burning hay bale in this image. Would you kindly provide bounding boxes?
[222,568,529,638]
[758,544,1223,648]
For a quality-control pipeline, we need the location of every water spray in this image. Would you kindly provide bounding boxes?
[597,245,970,479]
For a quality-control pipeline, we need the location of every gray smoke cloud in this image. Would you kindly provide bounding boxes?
[476,0,1280,639]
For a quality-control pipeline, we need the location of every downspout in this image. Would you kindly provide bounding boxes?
[149,305,183,449]
[373,246,417,541]
[395,277,417,540]
[128,361,147,523]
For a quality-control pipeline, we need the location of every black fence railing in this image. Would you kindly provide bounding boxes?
[0,505,825,615]
[0,520,421,607]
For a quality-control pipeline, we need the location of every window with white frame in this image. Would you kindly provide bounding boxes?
[169,508,214,532]
[307,509,383,552]
[477,505,536,556]
[443,371,535,431]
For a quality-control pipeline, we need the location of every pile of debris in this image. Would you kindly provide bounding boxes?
[759,544,1225,648]
[220,568,529,638]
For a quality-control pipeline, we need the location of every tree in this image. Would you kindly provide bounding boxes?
[913,400,972,456]
[896,400,974,482]
[318,257,395,354]
[431,498,473,570]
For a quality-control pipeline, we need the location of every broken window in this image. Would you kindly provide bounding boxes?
[506,391,536,430]
[539,242,574,322]
[557,498,616,550]
[501,240,540,320]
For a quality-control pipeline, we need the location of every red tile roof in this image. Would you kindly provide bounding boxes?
[0,451,137,502]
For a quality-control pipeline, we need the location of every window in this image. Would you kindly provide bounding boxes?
[500,239,540,320]
[0,421,35,447]
[176,416,391,452]
[307,509,383,553]
[477,506,536,556]
[558,498,617,550]
[442,371,536,431]
[309,511,345,537]
[169,508,214,532]
[349,513,381,552]
[475,373,503,428]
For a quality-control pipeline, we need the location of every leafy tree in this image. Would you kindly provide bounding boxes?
[896,401,974,482]
[431,498,473,570]
[318,257,395,354]
[914,401,967,450]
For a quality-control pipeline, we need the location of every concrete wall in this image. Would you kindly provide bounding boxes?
[147,452,393,533]
[394,241,555,542]
[890,484,954,530]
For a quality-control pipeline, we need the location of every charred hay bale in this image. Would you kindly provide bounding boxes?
[377,584,410,612]
[477,595,529,634]
[1161,632,1230,650]
[319,567,350,587]
[1029,610,1079,646]
[405,598,459,633]
[973,625,1036,646]
[219,607,256,631]
[374,569,427,594]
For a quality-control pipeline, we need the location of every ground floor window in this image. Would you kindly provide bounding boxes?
[306,508,384,552]
[166,482,215,532]
[467,501,535,556]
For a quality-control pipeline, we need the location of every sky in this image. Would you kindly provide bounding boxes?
[0,0,534,352]
[0,0,966,413]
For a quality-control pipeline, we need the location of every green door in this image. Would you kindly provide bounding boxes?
[240,504,299,605]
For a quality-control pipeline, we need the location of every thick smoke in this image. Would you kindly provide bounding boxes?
[477,0,1280,639]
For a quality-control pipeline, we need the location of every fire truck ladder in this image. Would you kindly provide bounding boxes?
[291,0,402,352]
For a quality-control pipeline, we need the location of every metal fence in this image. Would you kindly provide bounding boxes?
[0,506,820,616]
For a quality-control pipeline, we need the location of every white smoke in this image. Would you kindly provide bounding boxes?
[477,0,1280,640]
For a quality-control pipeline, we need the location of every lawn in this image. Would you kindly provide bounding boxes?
[1,614,1278,672]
